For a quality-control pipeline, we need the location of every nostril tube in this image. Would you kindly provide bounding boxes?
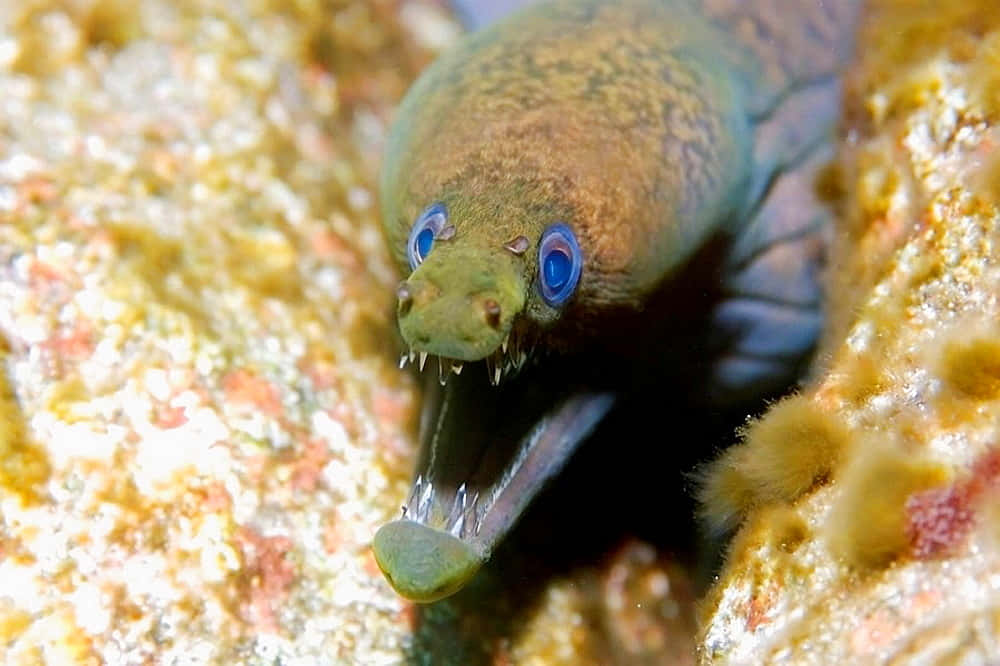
[397,282,413,315]
[483,298,501,329]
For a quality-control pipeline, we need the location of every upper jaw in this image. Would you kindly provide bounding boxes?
[397,329,535,386]
[395,244,530,369]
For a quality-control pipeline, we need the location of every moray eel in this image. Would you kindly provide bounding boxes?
[374,0,860,602]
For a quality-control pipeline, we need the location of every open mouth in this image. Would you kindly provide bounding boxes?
[374,351,615,602]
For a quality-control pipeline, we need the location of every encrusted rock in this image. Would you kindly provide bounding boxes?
[699,3,1000,662]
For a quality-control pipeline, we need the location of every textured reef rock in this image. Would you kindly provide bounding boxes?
[0,1,448,662]
[699,2,1000,663]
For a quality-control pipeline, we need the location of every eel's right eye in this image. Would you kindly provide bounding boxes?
[407,204,448,270]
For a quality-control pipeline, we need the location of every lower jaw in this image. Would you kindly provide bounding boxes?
[373,354,615,602]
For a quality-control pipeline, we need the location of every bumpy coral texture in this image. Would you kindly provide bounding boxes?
[699,2,1000,663]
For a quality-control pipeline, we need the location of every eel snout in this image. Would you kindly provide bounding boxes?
[396,247,524,356]
[396,246,530,383]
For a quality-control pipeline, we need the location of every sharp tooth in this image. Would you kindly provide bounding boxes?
[409,350,416,363]
[418,480,434,521]
[437,357,448,386]
[493,363,501,385]
[468,491,482,536]
[419,351,428,371]
[446,482,469,536]
[452,361,463,375]
[407,475,424,508]
[501,335,509,355]
[449,513,465,537]
[398,353,408,369]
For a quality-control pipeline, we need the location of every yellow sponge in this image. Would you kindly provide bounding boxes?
[699,394,851,532]
[826,446,949,569]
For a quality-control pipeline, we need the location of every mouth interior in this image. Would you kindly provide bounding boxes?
[374,353,615,601]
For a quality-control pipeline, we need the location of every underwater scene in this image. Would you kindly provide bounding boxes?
[2,0,1000,663]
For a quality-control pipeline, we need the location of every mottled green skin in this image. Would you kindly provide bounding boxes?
[378,0,860,600]
[381,0,859,361]
[383,0,746,359]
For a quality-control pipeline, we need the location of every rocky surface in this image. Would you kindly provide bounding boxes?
[0,1,444,662]
[699,2,1000,663]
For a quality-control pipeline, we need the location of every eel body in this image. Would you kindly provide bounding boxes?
[374,0,861,602]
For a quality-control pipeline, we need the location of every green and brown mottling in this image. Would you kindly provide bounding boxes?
[381,0,860,364]
[382,1,747,360]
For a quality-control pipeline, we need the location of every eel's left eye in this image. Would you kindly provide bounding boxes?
[407,203,448,270]
[538,223,582,307]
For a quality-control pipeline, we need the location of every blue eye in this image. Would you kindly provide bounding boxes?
[407,204,448,270]
[538,223,581,307]
[416,228,434,260]
[544,250,571,290]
